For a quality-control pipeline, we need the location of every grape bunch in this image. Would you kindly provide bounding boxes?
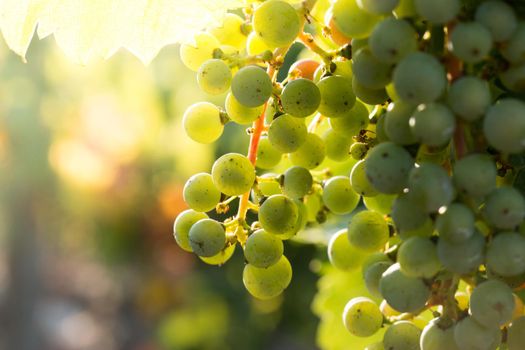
[173,0,525,348]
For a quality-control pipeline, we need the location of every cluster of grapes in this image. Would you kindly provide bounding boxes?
[173,0,525,349]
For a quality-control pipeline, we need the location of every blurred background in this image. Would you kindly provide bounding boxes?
[0,36,322,350]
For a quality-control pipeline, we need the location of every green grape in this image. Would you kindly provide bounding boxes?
[243,255,292,300]
[386,82,400,101]
[188,218,226,257]
[281,78,321,118]
[200,243,236,265]
[420,319,460,350]
[393,0,416,17]
[409,103,455,148]
[246,31,272,55]
[437,230,485,274]
[342,297,383,337]
[304,193,323,223]
[211,153,255,196]
[282,199,308,239]
[508,316,525,350]
[486,232,525,277]
[351,37,369,57]
[391,193,429,233]
[183,173,221,212]
[333,59,353,80]
[483,98,525,154]
[470,279,515,328]
[173,209,208,252]
[350,142,369,160]
[268,114,307,153]
[347,210,389,252]
[323,129,353,161]
[453,154,496,198]
[383,321,422,350]
[379,263,430,313]
[289,133,326,169]
[484,187,525,230]
[475,0,517,42]
[364,194,396,215]
[447,76,491,121]
[197,59,232,95]
[393,52,447,104]
[231,65,273,107]
[252,0,300,48]
[352,76,389,105]
[384,101,417,145]
[183,102,224,144]
[503,23,525,64]
[317,75,356,118]
[256,137,282,169]
[225,92,263,125]
[362,252,391,275]
[209,13,247,49]
[408,162,454,213]
[282,166,313,199]
[350,159,379,197]
[369,18,417,63]
[332,0,381,39]
[435,203,475,243]
[399,217,433,241]
[357,0,399,15]
[414,0,460,24]
[244,229,284,268]
[254,173,281,200]
[258,194,299,235]
[364,261,392,298]
[328,100,369,136]
[398,237,440,278]
[364,142,414,194]
[454,316,501,350]
[449,22,493,64]
[352,48,393,89]
[322,176,360,215]
[180,32,221,72]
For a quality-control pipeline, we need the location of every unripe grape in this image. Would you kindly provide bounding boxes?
[188,219,226,257]
[342,297,383,337]
[323,129,353,162]
[289,133,326,169]
[484,187,525,230]
[332,0,380,39]
[200,243,236,266]
[211,153,255,196]
[329,100,369,136]
[209,13,247,49]
[268,114,307,153]
[197,59,232,95]
[409,103,455,148]
[447,76,491,121]
[183,173,221,212]
[173,210,208,252]
[453,154,496,198]
[449,22,493,63]
[252,0,301,48]
[369,18,417,63]
[282,166,313,199]
[259,194,299,235]
[322,176,360,215]
[180,32,221,72]
[244,229,284,268]
[383,321,422,350]
[475,0,517,42]
[483,98,525,154]
[225,92,263,125]
[454,316,501,350]
[243,255,292,299]
[350,159,379,197]
[486,232,525,277]
[347,210,389,252]
[231,65,273,107]
[183,102,224,144]
[317,75,356,118]
[328,229,368,270]
[281,78,321,118]
[420,319,460,350]
[357,0,399,15]
[469,279,515,328]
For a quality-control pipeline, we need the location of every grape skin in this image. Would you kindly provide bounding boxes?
[200,243,236,265]
[409,103,455,148]
[347,210,389,252]
[449,22,493,64]
[252,0,301,48]
[364,261,392,298]
[197,59,232,95]
[243,255,292,300]
[369,18,417,64]
[322,176,360,215]
[483,98,525,154]
[258,194,299,235]
[268,114,308,153]
[225,92,263,125]
[383,321,422,350]
[475,0,518,42]
[231,65,273,107]
[350,159,379,197]
[328,229,368,271]
[454,316,501,350]
[180,32,221,72]
[469,279,515,328]
[256,137,282,169]
[420,318,460,350]
[447,76,491,121]
[211,153,255,196]
[414,0,460,24]
[486,232,525,277]
[282,166,313,199]
[317,75,356,118]
[188,219,226,257]
[183,102,224,144]
[183,172,221,212]
[281,78,321,118]
[342,297,383,337]
[435,203,475,243]
[244,229,284,268]
[398,237,441,278]
[483,186,525,230]
[323,129,353,162]
[332,0,381,39]
[453,154,496,198]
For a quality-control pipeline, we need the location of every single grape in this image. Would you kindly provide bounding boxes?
[414,0,460,24]
[342,297,383,337]
[351,76,390,105]
[449,22,493,64]
[364,261,392,298]
[326,14,353,46]
[246,31,272,55]
[328,229,369,270]
[188,218,226,257]
[282,166,313,199]
[475,0,517,42]
[211,153,255,196]
[244,229,284,268]
[393,0,417,17]
[332,0,381,39]
[281,78,321,118]
[420,319,459,350]
[470,279,515,328]
[357,0,399,15]
[383,321,422,350]
[259,194,299,235]
[484,187,525,230]
[231,65,273,107]
[347,210,389,252]
[409,103,455,148]
[486,232,525,277]
[256,137,282,169]
[391,193,429,233]
[453,154,496,198]
[350,142,369,160]
[322,176,360,215]
[364,194,396,215]
[243,255,292,299]
[225,92,263,125]
[379,263,430,313]
[183,173,221,212]
[209,13,247,49]
[288,59,320,81]
[503,23,525,64]
[364,142,414,194]
[350,160,379,197]
[483,98,525,154]
[253,173,281,203]
[435,203,475,243]
[200,243,236,265]
[183,102,224,144]
[197,59,232,95]
[173,209,208,252]
[252,0,301,48]
[329,100,369,136]
[384,101,417,145]
[369,18,417,63]
[268,114,307,153]
[393,52,447,104]
[398,237,441,278]
[508,316,525,350]
[317,75,356,118]
[289,133,326,169]
[447,76,491,121]
[180,32,221,72]
[352,48,393,89]
[437,230,485,274]
[454,316,501,350]
[408,162,454,213]
[323,129,353,162]
[332,58,353,80]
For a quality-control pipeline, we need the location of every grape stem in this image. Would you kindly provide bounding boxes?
[297,31,333,64]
